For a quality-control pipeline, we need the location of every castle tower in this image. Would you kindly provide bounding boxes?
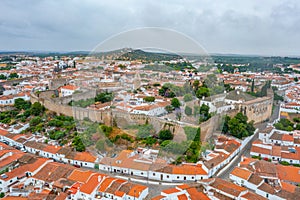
[133,71,141,90]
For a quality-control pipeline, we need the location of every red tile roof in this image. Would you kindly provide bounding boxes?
[230,167,252,180]
[80,173,106,194]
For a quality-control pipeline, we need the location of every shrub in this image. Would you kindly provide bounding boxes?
[183,94,193,102]
[143,96,155,102]
[101,125,113,137]
[143,137,157,146]
[160,140,171,147]
[251,155,261,160]
[120,134,133,142]
[30,116,42,127]
[184,106,192,116]
[280,161,290,166]
[159,129,173,140]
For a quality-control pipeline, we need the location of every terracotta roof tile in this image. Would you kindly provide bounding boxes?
[186,188,210,200]
[230,167,252,180]
[80,173,106,194]
[241,191,267,200]
[68,169,94,183]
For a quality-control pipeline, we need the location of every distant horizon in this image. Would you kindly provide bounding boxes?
[0,48,299,58]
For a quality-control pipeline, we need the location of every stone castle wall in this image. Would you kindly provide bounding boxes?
[30,91,112,125]
[49,78,68,90]
[31,89,273,143]
[31,90,223,142]
[58,89,97,105]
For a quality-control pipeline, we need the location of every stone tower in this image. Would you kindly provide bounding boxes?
[133,71,141,90]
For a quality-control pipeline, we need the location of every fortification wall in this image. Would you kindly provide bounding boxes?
[200,114,221,141]
[32,91,247,142]
[30,91,112,125]
[58,89,97,104]
[49,78,68,90]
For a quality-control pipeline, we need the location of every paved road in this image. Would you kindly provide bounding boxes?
[217,105,280,180]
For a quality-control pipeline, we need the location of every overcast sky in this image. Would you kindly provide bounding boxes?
[1,0,300,56]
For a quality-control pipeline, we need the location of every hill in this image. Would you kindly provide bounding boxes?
[116,49,182,62]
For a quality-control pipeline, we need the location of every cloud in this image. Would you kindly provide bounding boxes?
[0,0,299,56]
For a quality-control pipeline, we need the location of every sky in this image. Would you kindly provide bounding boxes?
[1,0,300,56]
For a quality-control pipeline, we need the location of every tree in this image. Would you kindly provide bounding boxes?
[196,87,210,99]
[246,120,256,135]
[165,105,173,113]
[227,112,255,139]
[159,85,176,98]
[211,85,224,95]
[72,136,86,152]
[222,115,231,134]
[294,77,299,82]
[251,79,255,92]
[183,93,193,102]
[171,98,180,108]
[224,83,233,92]
[0,74,6,80]
[31,102,45,116]
[274,92,284,101]
[143,96,155,102]
[143,137,157,146]
[14,98,31,110]
[9,73,18,79]
[199,104,211,122]
[101,125,113,137]
[294,117,300,123]
[228,118,246,138]
[95,92,113,103]
[235,112,248,124]
[159,129,173,140]
[274,119,294,131]
[193,80,200,92]
[118,64,127,69]
[175,108,182,121]
[30,116,42,127]
[54,131,65,140]
[184,106,192,116]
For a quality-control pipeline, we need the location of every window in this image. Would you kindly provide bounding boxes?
[153,173,155,176]
[177,176,179,179]
[167,175,169,178]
